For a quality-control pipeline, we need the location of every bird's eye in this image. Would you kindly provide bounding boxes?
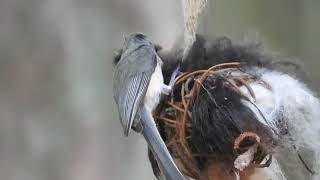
[154,44,162,52]
[113,49,123,65]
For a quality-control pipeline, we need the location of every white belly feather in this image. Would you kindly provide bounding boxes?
[144,57,164,112]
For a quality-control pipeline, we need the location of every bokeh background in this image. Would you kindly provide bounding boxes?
[0,0,319,180]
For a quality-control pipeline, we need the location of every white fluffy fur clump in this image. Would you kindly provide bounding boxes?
[240,68,320,180]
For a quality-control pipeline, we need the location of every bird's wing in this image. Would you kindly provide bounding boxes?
[122,72,152,136]
[113,46,157,136]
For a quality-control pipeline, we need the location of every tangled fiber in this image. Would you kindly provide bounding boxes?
[154,62,276,179]
[148,34,320,180]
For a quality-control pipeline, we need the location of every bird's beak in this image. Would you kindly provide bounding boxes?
[140,106,185,180]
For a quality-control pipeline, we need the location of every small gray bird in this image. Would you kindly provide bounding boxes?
[113,33,184,180]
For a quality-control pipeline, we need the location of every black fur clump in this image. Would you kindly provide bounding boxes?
[189,75,275,170]
[159,35,269,83]
[159,34,306,84]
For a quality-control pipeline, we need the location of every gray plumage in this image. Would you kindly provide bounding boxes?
[113,33,185,180]
[113,33,157,136]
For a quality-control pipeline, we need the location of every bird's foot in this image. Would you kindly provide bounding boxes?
[162,85,172,95]
[162,65,182,95]
[168,65,182,87]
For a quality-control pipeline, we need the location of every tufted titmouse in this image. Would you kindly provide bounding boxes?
[113,33,184,180]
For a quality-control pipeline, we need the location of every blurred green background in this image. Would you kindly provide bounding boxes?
[0,0,318,180]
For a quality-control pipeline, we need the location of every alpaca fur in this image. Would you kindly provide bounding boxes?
[156,34,320,180]
[243,68,320,180]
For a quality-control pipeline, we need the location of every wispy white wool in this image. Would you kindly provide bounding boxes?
[240,68,320,180]
[234,145,257,171]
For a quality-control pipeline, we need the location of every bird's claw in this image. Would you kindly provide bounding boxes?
[168,65,182,87]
